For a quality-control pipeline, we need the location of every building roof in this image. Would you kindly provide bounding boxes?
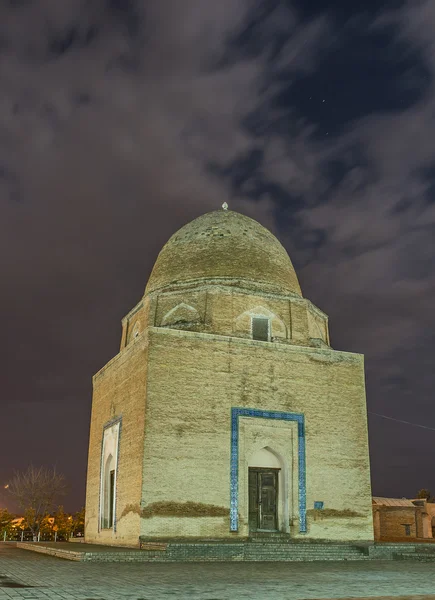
[372,497,420,507]
[145,209,302,297]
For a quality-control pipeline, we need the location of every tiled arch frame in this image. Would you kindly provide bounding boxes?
[230,408,306,533]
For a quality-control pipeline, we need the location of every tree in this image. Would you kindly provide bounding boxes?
[39,514,55,538]
[6,466,68,541]
[417,489,435,502]
[0,508,15,538]
[53,506,74,541]
[72,506,85,537]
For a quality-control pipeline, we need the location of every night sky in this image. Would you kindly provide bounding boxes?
[1,0,434,514]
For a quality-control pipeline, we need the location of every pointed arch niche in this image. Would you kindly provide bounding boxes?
[235,306,287,341]
[99,419,121,531]
[161,303,200,327]
[248,446,289,533]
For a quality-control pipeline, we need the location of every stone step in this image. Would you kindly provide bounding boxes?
[246,548,365,552]
[245,552,367,556]
[393,552,435,562]
[244,554,369,561]
[244,546,369,561]
[246,544,366,552]
[245,551,368,560]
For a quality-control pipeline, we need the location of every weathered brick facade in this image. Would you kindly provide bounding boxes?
[376,507,422,538]
[373,498,432,540]
[85,209,374,547]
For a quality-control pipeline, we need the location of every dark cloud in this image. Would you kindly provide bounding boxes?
[0,0,434,511]
[47,24,98,58]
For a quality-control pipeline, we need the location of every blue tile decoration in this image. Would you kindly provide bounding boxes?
[230,408,306,533]
[314,501,324,510]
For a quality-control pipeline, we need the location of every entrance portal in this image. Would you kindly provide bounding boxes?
[248,468,279,531]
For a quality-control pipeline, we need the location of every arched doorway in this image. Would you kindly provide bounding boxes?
[248,447,286,532]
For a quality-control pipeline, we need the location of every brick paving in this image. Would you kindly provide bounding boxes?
[1,543,435,600]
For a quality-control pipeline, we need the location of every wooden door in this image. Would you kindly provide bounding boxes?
[248,468,279,531]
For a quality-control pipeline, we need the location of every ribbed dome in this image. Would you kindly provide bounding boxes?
[145,210,302,297]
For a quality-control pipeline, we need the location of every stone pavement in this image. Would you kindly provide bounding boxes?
[1,543,435,600]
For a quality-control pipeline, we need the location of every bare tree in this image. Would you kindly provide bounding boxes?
[6,466,68,541]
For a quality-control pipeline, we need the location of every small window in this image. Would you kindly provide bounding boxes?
[252,317,269,341]
[403,524,411,536]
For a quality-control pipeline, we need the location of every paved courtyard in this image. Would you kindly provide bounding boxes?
[0,543,434,600]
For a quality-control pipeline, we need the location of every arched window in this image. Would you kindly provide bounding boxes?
[235,306,286,341]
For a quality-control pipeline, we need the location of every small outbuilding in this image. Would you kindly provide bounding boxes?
[373,497,435,540]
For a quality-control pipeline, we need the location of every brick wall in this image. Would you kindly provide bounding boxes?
[140,325,373,541]
[376,506,423,539]
[148,287,328,348]
[85,335,149,547]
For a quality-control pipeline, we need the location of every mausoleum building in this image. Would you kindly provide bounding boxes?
[85,208,374,546]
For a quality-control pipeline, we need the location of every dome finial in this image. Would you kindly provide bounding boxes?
[222,202,228,211]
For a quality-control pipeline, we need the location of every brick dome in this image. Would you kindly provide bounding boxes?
[144,209,302,297]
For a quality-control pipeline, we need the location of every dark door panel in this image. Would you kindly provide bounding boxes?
[248,469,259,531]
[248,468,279,532]
[259,471,278,530]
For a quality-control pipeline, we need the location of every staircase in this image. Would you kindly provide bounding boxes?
[393,546,435,562]
[246,535,370,561]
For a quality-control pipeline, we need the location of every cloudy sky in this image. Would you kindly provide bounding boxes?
[1,0,434,513]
